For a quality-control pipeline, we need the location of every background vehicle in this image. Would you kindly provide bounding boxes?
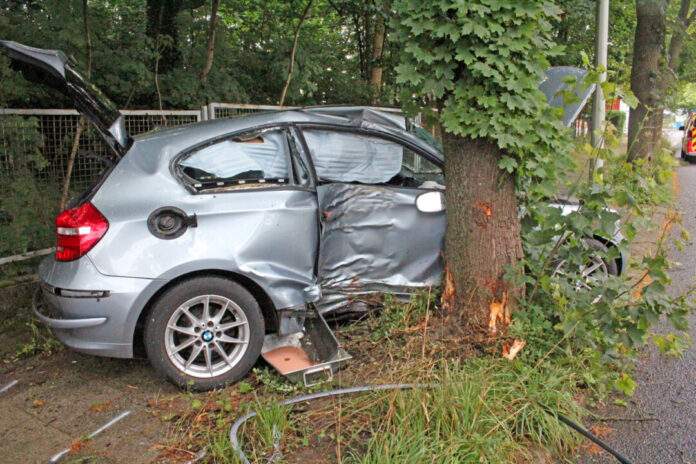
[681,112,696,161]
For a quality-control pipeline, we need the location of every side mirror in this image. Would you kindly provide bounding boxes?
[416,191,445,213]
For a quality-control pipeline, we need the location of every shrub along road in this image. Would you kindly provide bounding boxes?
[584,163,696,463]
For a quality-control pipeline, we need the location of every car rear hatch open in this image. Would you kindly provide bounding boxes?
[1,40,129,158]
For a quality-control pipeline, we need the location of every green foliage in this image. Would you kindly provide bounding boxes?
[0,0,391,108]
[607,109,627,134]
[367,290,436,341]
[0,116,60,274]
[549,1,636,84]
[507,74,692,402]
[674,81,696,111]
[613,373,638,397]
[393,0,569,176]
[653,332,692,357]
[253,367,302,394]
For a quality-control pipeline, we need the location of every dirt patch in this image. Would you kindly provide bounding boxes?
[0,282,181,464]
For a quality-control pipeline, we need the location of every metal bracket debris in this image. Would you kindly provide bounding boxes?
[261,311,351,386]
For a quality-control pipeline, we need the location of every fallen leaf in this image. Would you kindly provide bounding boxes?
[70,441,85,454]
[90,401,112,412]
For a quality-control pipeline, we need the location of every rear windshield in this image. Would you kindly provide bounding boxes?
[66,156,115,209]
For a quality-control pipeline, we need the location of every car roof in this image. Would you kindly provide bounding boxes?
[131,106,441,160]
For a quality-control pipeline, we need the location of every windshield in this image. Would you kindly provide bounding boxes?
[407,120,443,153]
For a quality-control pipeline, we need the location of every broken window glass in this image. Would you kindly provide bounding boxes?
[178,130,290,189]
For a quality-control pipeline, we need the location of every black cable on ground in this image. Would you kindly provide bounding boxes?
[544,407,634,464]
[229,383,634,464]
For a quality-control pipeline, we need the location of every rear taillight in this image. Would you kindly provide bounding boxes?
[56,203,109,261]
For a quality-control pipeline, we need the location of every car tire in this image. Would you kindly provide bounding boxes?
[584,238,618,277]
[551,238,618,289]
[144,276,264,391]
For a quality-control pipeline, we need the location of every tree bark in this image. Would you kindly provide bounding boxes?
[279,0,313,106]
[649,0,694,149]
[199,0,219,83]
[627,0,668,162]
[441,132,524,336]
[368,17,385,104]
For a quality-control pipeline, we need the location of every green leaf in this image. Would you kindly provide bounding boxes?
[239,382,252,394]
[613,374,637,397]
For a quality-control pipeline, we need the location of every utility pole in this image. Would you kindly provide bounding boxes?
[591,0,609,147]
[591,0,609,176]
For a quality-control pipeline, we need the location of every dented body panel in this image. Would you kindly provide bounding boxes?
[315,183,444,313]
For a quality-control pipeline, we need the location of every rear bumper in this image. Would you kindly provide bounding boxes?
[35,256,164,358]
[33,290,107,329]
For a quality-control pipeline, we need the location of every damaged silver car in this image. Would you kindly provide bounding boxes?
[2,41,625,390]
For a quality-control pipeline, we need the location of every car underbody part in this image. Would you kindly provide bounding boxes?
[229,384,634,464]
[261,311,351,386]
[315,183,444,315]
[49,410,132,462]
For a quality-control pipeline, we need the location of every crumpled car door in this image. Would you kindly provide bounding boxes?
[299,128,445,315]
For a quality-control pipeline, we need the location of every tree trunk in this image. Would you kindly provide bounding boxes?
[145,0,205,73]
[199,0,219,83]
[627,0,668,162]
[649,0,693,149]
[442,132,524,336]
[368,17,385,104]
[279,0,313,106]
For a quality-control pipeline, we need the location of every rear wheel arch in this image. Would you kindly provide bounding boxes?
[132,270,277,357]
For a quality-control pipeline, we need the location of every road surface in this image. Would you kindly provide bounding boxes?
[583,161,696,463]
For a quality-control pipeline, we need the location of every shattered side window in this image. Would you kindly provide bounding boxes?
[302,130,403,184]
[178,130,290,190]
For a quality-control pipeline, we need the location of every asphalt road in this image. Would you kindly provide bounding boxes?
[583,161,696,464]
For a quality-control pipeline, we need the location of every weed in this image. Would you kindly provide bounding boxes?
[14,318,62,359]
[253,367,301,394]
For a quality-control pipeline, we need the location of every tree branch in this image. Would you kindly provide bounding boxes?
[200,0,219,83]
[279,0,313,106]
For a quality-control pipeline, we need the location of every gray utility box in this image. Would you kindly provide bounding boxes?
[261,311,351,386]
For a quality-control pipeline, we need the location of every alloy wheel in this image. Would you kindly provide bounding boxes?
[164,295,250,378]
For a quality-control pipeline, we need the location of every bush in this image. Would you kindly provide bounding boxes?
[607,110,627,134]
